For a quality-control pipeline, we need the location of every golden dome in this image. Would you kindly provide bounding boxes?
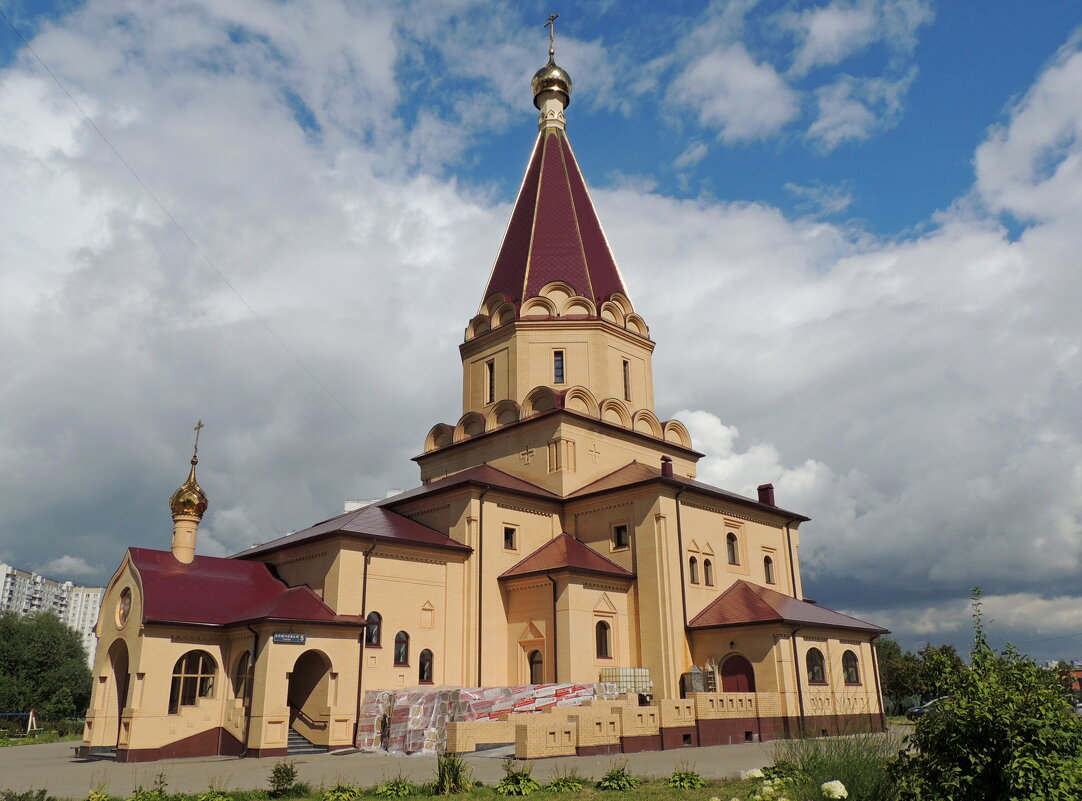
[169,458,208,519]
[532,57,572,110]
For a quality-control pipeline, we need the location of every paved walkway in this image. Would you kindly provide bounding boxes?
[0,741,774,798]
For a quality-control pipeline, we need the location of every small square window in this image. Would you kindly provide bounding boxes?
[503,527,517,550]
[612,524,629,549]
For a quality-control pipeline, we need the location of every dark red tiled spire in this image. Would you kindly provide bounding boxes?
[483,128,628,307]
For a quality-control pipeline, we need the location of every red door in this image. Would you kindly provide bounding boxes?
[721,655,756,692]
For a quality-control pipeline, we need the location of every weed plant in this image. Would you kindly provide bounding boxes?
[371,776,416,798]
[494,761,541,796]
[541,767,583,793]
[433,752,473,795]
[321,786,361,801]
[666,763,705,790]
[771,731,898,801]
[595,761,641,791]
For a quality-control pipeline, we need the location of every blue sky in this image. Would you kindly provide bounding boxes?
[1,0,1081,663]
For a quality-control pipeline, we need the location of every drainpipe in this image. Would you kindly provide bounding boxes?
[546,575,559,683]
[783,517,800,599]
[870,635,886,732]
[477,486,491,687]
[789,626,807,735]
[354,540,378,740]
[675,489,688,628]
[241,624,260,757]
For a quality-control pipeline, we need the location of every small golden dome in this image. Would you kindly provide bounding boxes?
[169,458,208,519]
[532,57,572,109]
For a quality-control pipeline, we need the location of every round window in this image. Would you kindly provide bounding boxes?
[116,588,132,629]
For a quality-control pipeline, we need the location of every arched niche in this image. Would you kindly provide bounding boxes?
[491,302,517,328]
[608,292,633,316]
[465,315,490,341]
[479,293,509,317]
[632,409,663,438]
[663,420,692,449]
[521,296,557,318]
[539,281,575,307]
[563,386,600,418]
[599,301,625,325]
[487,399,521,429]
[561,296,596,317]
[454,412,487,442]
[625,313,649,337]
[522,385,559,417]
[600,398,631,428]
[425,423,455,453]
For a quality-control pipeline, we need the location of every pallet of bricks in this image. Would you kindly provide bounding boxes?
[356,682,618,754]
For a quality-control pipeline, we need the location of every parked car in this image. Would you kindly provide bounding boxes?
[1073,702,1082,718]
[906,697,947,721]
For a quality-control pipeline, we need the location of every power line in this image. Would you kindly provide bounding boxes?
[0,6,389,450]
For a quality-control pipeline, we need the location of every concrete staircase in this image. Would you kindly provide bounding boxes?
[287,728,327,756]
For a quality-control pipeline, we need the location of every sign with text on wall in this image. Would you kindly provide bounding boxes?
[272,632,306,644]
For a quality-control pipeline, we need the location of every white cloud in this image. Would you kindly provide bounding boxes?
[38,555,101,580]
[785,181,855,216]
[806,69,916,149]
[670,43,800,142]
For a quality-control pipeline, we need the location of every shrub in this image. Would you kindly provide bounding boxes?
[128,774,168,801]
[892,588,1082,801]
[371,777,415,798]
[268,761,299,799]
[667,763,705,789]
[771,731,897,801]
[595,761,641,791]
[434,752,473,795]
[542,768,584,793]
[495,760,541,796]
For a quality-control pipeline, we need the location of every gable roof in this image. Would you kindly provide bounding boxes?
[568,461,810,522]
[383,463,559,506]
[483,128,627,307]
[129,548,362,627]
[236,503,471,559]
[688,579,887,634]
[499,533,634,580]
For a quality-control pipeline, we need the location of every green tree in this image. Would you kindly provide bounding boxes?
[877,637,923,709]
[893,588,1082,801]
[917,642,965,698]
[0,611,92,717]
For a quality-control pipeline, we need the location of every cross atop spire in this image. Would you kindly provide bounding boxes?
[545,13,558,61]
[192,419,204,464]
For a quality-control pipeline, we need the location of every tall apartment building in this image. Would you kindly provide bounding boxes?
[0,563,104,665]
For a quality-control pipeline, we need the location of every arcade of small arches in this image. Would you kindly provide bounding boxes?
[465,285,648,341]
[425,387,692,452]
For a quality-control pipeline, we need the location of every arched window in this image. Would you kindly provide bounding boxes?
[806,648,826,684]
[726,533,739,565]
[843,650,860,684]
[704,559,714,586]
[365,611,382,647]
[528,649,543,684]
[418,649,434,684]
[764,556,775,584]
[595,621,611,659]
[394,631,410,665]
[232,650,253,705]
[688,556,699,584]
[169,650,216,714]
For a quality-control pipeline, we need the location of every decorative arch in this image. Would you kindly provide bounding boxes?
[453,412,487,442]
[479,292,509,317]
[599,301,625,326]
[539,280,575,306]
[522,385,559,417]
[663,420,692,448]
[521,296,557,318]
[599,398,632,428]
[624,313,649,337]
[561,295,596,317]
[563,386,600,418]
[465,314,490,341]
[608,292,633,316]
[487,399,521,429]
[632,409,663,438]
[424,423,455,453]
[491,301,517,328]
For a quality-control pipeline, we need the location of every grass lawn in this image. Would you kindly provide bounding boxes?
[0,731,82,748]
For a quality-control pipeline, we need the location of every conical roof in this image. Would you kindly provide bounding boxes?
[482,127,628,307]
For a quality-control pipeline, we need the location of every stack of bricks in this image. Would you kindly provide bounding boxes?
[445,719,516,753]
[563,706,622,756]
[612,700,661,753]
[514,717,578,758]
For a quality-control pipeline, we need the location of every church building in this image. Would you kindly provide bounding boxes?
[79,32,887,762]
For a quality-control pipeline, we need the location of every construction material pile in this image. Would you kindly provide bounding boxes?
[599,667,653,695]
[356,682,618,754]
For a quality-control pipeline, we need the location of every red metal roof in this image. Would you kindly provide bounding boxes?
[386,464,558,505]
[236,503,471,559]
[483,128,627,306]
[688,579,887,634]
[567,461,809,521]
[499,533,634,580]
[129,548,361,627]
